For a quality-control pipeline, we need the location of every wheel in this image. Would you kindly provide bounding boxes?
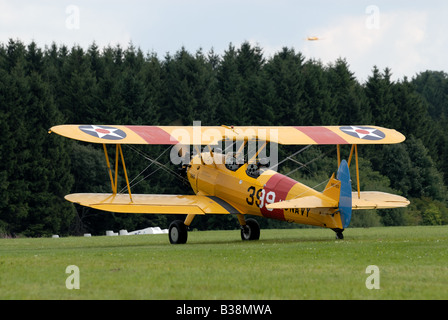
[333,229,344,240]
[169,220,188,244]
[241,218,260,241]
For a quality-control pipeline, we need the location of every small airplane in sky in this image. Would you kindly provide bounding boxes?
[305,36,325,41]
[50,124,409,244]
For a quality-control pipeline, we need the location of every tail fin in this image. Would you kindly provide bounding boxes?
[335,160,352,229]
[266,160,353,227]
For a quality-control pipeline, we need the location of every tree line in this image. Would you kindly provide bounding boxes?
[0,39,447,237]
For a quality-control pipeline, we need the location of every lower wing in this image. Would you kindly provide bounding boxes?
[65,193,240,214]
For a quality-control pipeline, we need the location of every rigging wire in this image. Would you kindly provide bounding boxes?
[117,145,190,194]
[268,144,312,171]
[129,145,188,183]
[284,147,334,177]
[115,141,337,197]
[279,145,338,199]
[127,145,169,183]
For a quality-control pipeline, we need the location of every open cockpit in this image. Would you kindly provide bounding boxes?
[206,139,273,179]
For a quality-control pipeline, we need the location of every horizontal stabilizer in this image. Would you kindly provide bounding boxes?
[266,195,338,209]
[65,193,240,215]
[265,191,409,210]
[352,192,410,210]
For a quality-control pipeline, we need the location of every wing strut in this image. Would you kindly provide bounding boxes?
[344,144,361,200]
[354,144,361,200]
[102,144,133,202]
[103,144,115,193]
[337,144,341,167]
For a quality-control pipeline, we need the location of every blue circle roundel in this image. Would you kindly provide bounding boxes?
[340,126,385,141]
[79,125,127,140]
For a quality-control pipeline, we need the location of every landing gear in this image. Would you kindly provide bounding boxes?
[169,214,195,244]
[168,215,261,244]
[169,220,188,244]
[241,218,260,241]
[333,228,344,240]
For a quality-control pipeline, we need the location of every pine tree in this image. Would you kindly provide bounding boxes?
[364,66,397,128]
[58,45,99,123]
[25,41,44,75]
[327,58,368,124]
[264,47,307,125]
[140,52,163,124]
[302,59,335,125]
[0,41,31,234]
[412,70,448,118]
[0,41,75,236]
[216,44,246,125]
[22,72,75,236]
[235,42,267,126]
[161,47,216,125]
[391,79,432,149]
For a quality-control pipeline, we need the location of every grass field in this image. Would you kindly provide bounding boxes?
[1,226,447,300]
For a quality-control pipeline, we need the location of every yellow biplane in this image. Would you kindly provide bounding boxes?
[49,124,410,244]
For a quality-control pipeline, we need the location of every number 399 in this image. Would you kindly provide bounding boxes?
[246,186,276,211]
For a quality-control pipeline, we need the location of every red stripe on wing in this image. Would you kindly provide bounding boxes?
[126,126,179,145]
[294,126,348,144]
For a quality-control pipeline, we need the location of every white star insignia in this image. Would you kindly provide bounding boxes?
[341,126,383,140]
[80,125,126,140]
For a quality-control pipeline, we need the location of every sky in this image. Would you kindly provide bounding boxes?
[1,0,447,82]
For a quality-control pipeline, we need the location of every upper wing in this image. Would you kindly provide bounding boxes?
[49,125,405,145]
[65,193,240,215]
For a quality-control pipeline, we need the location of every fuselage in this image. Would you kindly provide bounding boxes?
[186,152,343,230]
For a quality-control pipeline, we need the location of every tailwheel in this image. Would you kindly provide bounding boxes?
[169,220,188,244]
[241,218,260,241]
[333,228,344,240]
